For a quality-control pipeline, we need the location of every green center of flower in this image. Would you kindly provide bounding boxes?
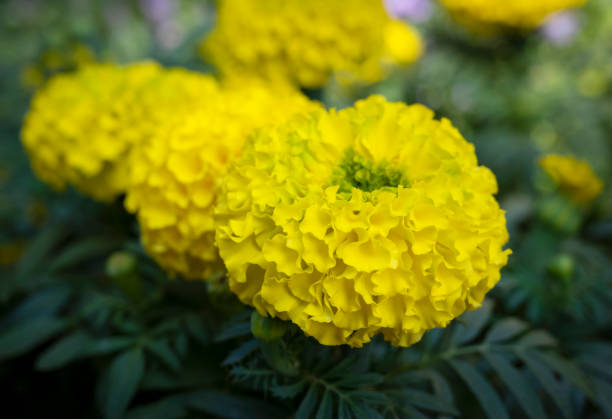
[331,149,408,194]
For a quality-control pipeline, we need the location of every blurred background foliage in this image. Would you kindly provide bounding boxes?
[0,0,611,418]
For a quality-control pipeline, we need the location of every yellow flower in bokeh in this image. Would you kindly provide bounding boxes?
[539,154,603,204]
[125,79,320,280]
[215,95,511,347]
[201,0,423,88]
[21,62,162,201]
[439,0,586,31]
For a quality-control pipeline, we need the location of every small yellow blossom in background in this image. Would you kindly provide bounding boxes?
[201,0,423,89]
[439,0,586,32]
[539,154,603,204]
[215,95,511,347]
[125,79,320,280]
[21,62,162,201]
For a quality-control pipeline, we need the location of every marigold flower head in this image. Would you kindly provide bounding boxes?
[215,95,511,347]
[439,0,586,31]
[539,154,603,204]
[201,0,423,88]
[21,62,163,201]
[125,79,320,280]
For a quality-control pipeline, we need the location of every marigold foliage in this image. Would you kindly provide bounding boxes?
[21,62,163,201]
[125,80,320,280]
[201,0,423,88]
[440,0,586,30]
[539,154,603,204]
[215,95,511,347]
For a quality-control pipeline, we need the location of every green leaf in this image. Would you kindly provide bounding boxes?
[518,350,572,419]
[316,389,333,419]
[146,339,181,371]
[1,285,71,327]
[49,237,118,272]
[272,380,306,399]
[425,370,454,404]
[16,223,67,279]
[36,331,95,370]
[590,376,612,415]
[452,299,493,345]
[536,352,593,397]
[517,330,557,348]
[184,314,210,345]
[338,398,352,419]
[485,353,546,419]
[484,318,528,343]
[125,394,187,419]
[259,339,299,376]
[222,339,259,366]
[396,389,459,415]
[103,348,145,419]
[0,317,66,360]
[187,389,286,419]
[295,385,319,419]
[214,321,251,342]
[449,359,509,419]
[335,372,384,388]
[87,336,135,356]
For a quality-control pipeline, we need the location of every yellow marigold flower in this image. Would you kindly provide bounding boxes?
[21,62,162,201]
[215,95,511,347]
[201,0,423,88]
[125,79,320,280]
[539,154,603,204]
[440,0,586,31]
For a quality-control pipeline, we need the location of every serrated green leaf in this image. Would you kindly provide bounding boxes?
[222,339,259,366]
[184,314,210,345]
[335,372,384,388]
[350,390,388,405]
[16,223,67,279]
[296,385,319,419]
[86,336,135,356]
[1,285,71,327]
[322,354,359,379]
[187,389,286,419]
[214,321,251,342]
[338,398,352,419]
[536,352,593,397]
[36,331,95,370]
[49,237,118,272]
[146,339,181,371]
[103,348,145,419]
[259,339,299,376]
[517,330,557,348]
[316,389,333,419]
[396,389,459,415]
[450,359,509,419]
[485,353,546,419]
[0,317,67,360]
[484,317,528,343]
[125,394,187,419]
[272,380,306,399]
[425,370,454,404]
[590,376,612,415]
[452,299,493,345]
[518,350,572,419]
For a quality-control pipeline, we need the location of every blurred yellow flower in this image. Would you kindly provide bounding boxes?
[21,62,163,201]
[201,0,423,88]
[125,79,320,280]
[439,0,586,31]
[539,154,603,204]
[215,95,510,347]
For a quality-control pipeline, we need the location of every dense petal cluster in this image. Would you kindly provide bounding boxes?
[539,154,603,204]
[439,0,586,31]
[21,62,162,201]
[201,0,423,88]
[215,95,511,347]
[125,80,320,279]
